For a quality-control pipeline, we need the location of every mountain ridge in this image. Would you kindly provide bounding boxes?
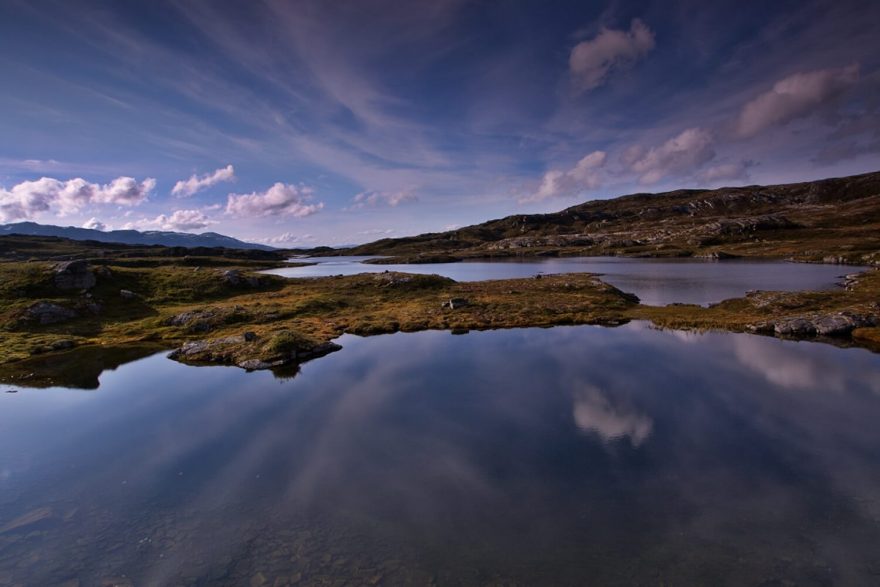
[344,170,880,265]
[0,222,275,251]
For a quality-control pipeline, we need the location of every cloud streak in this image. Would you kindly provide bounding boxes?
[736,65,860,138]
[350,190,418,209]
[569,19,655,92]
[623,128,715,184]
[172,164,235,197]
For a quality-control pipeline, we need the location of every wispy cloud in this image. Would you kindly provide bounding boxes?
[736,65,860,138]
[172,164,235,197]
[569,19,655,92]
[350,190,417,209]
[622,128,716,185]
[521,151,607,203]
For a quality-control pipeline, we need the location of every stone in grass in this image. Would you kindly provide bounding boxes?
[53,260,96,290]
[441,298,469,310]
[21,302,78,325]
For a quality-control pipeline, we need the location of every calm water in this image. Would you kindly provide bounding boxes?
[264,256,857,305]
[2,325,880,585]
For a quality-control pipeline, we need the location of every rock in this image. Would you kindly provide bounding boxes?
[774,318,817,337]
[21,302,78,325]
[53,260,96,290]
[237,359,277,371]
[166,309,218,331]
[814,314,857,336]
[99,578,133,587]
[295,341,342,360]
[250,572,268,587]
[5,389,17,393]
[441,297,469,309]
[119,289,138,299]
[51,339,75,350]
[222,269,243,285]
[94,265,113,278]
[243,331,258,342]
[699,251,740,260]
[167,334,256,361]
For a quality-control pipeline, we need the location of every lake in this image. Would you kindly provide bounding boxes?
[264,256,857,305]
[3,324,880,585]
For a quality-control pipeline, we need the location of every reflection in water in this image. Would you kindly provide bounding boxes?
[1,325,880,585]
[264,255,859,305]
[571,385,653,446]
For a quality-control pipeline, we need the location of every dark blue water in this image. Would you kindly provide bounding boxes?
[264,256,857,305]
[2,325,880,585]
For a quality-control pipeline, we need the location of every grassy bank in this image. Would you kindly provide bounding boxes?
[1,240,878,387]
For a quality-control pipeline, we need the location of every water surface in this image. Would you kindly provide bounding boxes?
[265,256,856,305]
[2,325,880,585]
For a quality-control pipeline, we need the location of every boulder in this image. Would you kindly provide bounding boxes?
[441,297,469,309]
[222,270,243,285]
[222,269,262,287]
[53,260,96,290]
[21,302,78,325]
[119,289,139,300]
[814,314,857,337]
[774,318,817,337]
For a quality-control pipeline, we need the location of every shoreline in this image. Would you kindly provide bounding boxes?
[2,259,878,388]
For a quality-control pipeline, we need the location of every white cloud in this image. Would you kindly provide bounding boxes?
[226,183,323,218]
[82,217,107,231]
[700,160,755,183]
[253,232,316,245]
[736,65,860,138]
[172,164,235,197]
[623,128,715,184]
[125,209,216,232]
[350,190,418,209]
[0,176,155,222]
[522,150,606,202]
[357,228,395,236]
[569,19,655,92]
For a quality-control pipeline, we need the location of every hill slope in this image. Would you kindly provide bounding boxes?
[347,171,880,264]
[0,222,274,251]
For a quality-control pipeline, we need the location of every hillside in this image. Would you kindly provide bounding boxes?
[0,221,275,251]
[345,171,880,265]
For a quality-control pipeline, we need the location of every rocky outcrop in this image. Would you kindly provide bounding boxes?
[767,312,877,338]
[222,270,262,288]
[53,260,96,290]
[167,331,341,371]
[20,302,78,325]
[165,306,251,333]
[441,297,469,309]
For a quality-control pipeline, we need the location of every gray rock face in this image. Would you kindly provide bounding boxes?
[53,260,96,290]
[166,309,218,332]
[22,302,78,325]
[814,314,858,336]
[774,318,817,337]
[222,270,261,287]
[442,298,469,309]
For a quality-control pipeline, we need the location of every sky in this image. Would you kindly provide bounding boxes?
[1,0,879,246]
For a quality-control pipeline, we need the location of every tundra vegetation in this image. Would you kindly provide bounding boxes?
[1,171,879,387]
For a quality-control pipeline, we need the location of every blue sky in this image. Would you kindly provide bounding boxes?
[1,0,879,246]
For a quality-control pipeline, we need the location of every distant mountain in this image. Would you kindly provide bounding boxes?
[0,222,275,251]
